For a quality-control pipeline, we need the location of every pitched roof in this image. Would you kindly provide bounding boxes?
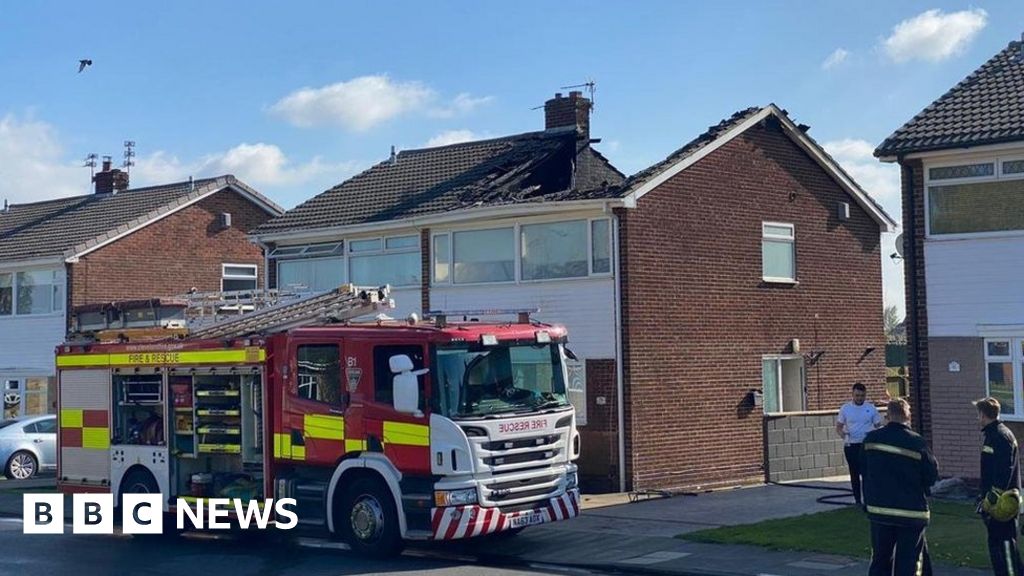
[619,104,897,231]
[876,40,1024,157]
[621,107,763,193]
[252,129,625,236]
[0,175,281,263]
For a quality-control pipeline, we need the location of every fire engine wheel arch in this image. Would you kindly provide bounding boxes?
[325,455,407,542]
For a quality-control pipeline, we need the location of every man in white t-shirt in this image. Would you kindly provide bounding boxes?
[836,382,883,507]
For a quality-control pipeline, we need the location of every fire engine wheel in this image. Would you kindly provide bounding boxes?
[5,451,37,480]
[342,477,403,557]
[119,470,179,537]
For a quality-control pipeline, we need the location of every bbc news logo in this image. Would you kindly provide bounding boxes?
[23,494,298,534]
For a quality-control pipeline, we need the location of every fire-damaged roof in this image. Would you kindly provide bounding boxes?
[251,128,625,235]
[0,175,282,262]
[876,40,1024,157]
[255,102,894,237]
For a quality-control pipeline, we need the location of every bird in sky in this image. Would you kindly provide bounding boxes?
[78,59,92,73]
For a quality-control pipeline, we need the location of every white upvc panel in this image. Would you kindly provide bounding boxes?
[429,277,616,360]
[389,287,423,320]
[0,313,66,375]
[925,236,1024,337]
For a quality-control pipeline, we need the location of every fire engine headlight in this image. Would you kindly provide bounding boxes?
[434,488,478,507]
[565,471,578,490]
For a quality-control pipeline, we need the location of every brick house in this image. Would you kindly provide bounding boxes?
[0,163,282,419]
[875,38,1024,480]
[252,92,894,491]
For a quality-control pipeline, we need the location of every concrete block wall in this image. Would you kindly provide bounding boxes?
[765,412,848,482]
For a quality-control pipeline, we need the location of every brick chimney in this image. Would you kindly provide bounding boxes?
[93,156,129,195]
[544,91,592,139]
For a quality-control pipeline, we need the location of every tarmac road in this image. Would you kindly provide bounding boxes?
[0,516,595,576]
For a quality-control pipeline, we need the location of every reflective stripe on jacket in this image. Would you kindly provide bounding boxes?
[863,422,939,527]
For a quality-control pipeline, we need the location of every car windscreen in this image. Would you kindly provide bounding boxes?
[0,420,18,429]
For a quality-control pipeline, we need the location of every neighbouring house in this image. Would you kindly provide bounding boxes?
[0,161,282,419]
[252,91,895,491]
[875,37,1024,480]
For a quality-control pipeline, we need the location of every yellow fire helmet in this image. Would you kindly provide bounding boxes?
[983,488,1022,522]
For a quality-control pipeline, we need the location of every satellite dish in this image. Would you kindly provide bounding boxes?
[895,233,904,258]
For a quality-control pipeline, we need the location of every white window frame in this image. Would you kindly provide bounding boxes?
[221,263,258,292]
[431,233,451,284]
[762,354,806,415]
[924,153,1024,240]
[269,243,344,259]
[0,267,65,318]
[430,216,614,286]
[984,338,1024,420]
[346,234,421,288]
[761,222,797,284]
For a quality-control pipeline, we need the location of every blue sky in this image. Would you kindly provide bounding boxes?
[1,1,1020,314]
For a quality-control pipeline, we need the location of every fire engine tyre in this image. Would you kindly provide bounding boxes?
[341,477,403,557]
[119,469,179,537]
[4,451,37,480]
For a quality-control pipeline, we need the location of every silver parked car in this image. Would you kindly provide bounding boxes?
[0,415,56,479]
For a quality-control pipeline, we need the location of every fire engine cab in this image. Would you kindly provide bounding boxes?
[56,285,581,555]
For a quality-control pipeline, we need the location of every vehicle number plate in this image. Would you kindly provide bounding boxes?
[510,511,545,528]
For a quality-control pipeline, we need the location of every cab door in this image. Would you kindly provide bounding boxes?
[356,339,431,476]
[278,339,347,467]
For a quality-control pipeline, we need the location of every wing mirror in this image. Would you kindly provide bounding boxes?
[390,354,426,417]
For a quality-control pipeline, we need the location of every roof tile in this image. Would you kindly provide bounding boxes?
[876,41,1024,156]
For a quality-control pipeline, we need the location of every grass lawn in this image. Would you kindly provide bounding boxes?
[679,500,992,569]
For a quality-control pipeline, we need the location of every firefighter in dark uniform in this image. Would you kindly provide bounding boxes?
[863,397,939,576]
[975,396,1023,576]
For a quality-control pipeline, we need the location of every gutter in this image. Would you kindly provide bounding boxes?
[251,199,625,244]
[612,212,627,492]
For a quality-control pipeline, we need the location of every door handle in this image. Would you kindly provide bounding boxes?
[33,439,43,443]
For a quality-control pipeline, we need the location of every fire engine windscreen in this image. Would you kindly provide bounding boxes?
[433,343,569,418]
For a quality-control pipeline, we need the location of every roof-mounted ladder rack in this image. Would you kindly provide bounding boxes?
[188,284,394,340]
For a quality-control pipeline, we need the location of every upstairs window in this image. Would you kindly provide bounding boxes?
[433,218,613,285]
[0,273,11,316]
[926,157,1024,237]
[453,228,515,284]
[13,270,63,315]
[222,264,258,292]
[348,235,420,287]
[521,220,588,280]
[762,223,796,282]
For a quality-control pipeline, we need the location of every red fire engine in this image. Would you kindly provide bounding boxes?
[56,285,581,555]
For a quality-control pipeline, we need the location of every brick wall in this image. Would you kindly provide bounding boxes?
[420,228,431,313]
[618,119,886,491]
[70,189,272,306]
[765,412,848,482]
[902,160,932,441]
[577,359,618,492]
[928,336,986,479]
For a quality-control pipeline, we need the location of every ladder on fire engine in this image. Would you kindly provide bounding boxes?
[187,284,395,340]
